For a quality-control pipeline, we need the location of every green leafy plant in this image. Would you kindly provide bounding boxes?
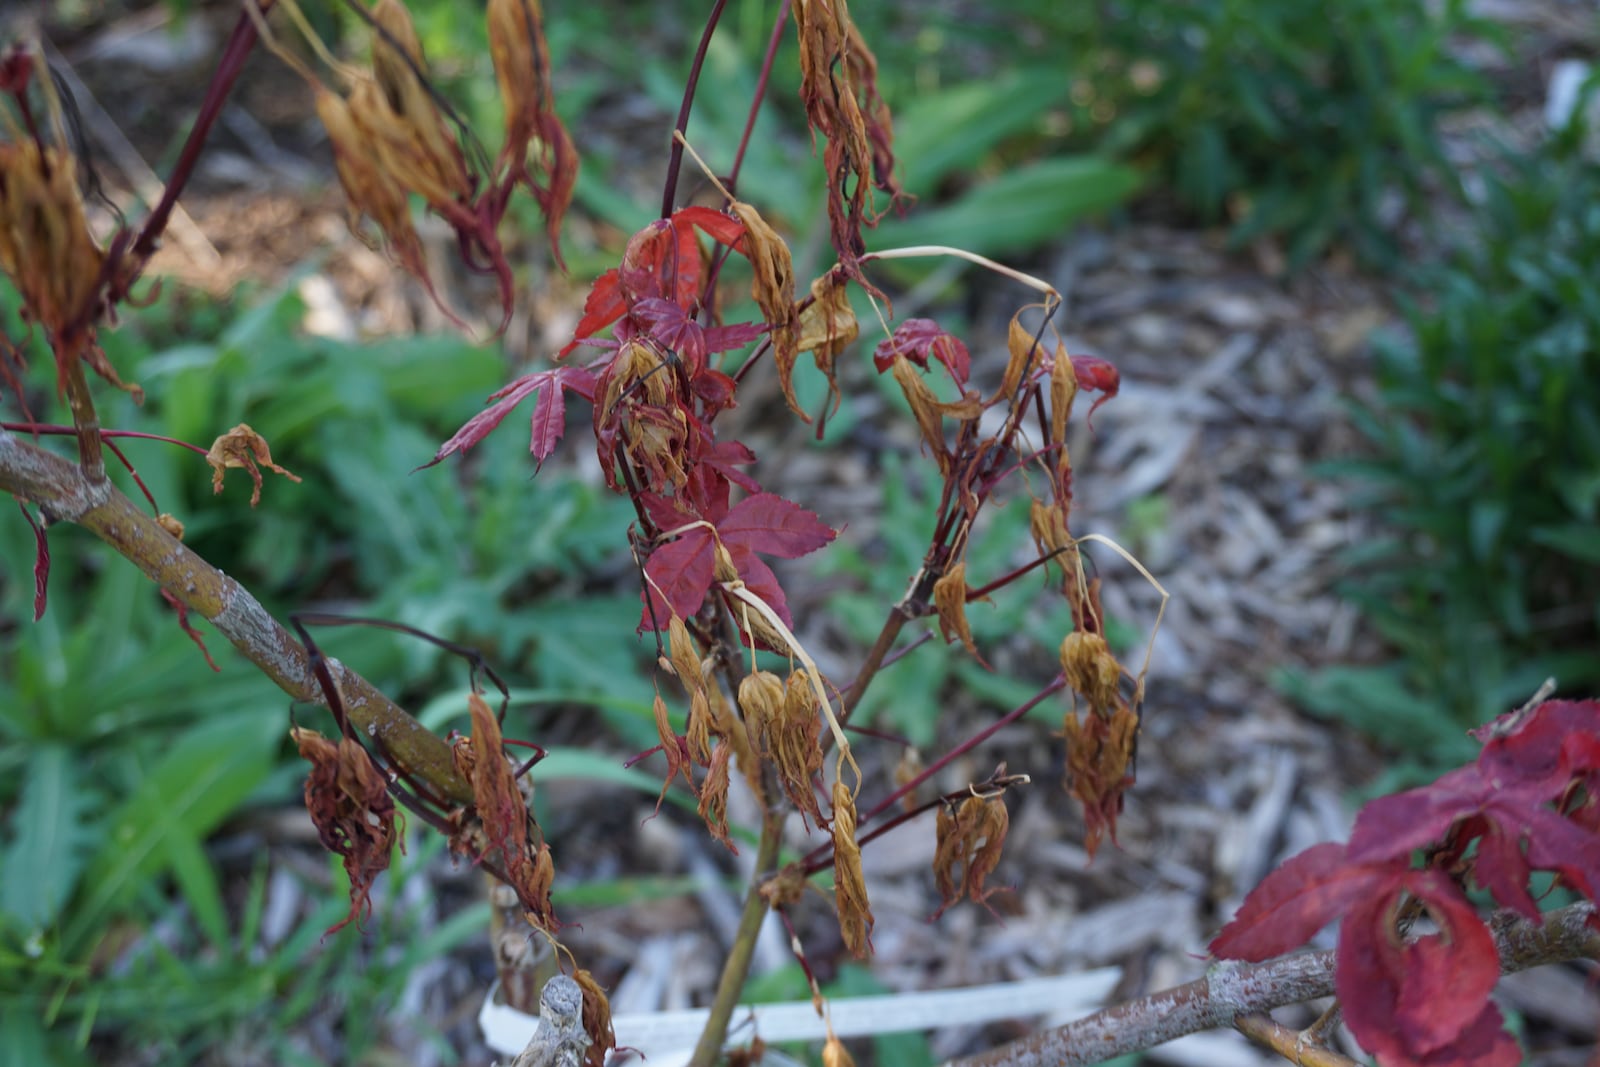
[1023,0,1498,266]
[1291,128,1600,776]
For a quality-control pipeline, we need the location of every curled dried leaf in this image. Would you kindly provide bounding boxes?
[206,423,301,506]
[488,0,577,267]
[1049,343,1077,446]
[650,691,696,815]
[830,780,874,958]
[733,200,797,391]
[1059,631,1121,713]
[931,793,1011,917]
[1061,703,1139,858]
[465,692,558,930]
[0,140,105,341]
[738,669,785,756]
[697,740,736,853]
[790,272,859,422]
[157,512,185,540]
[770,670,825,827]
[292,726,398,934]
[888,355,980,475]
[931,562,987,658]
[822,1033,858,1067]
[792,0,901,288]
[572,968,616,1067]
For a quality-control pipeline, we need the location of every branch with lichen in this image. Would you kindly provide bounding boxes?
[0,425,471,804]
[945,902,1599,1067]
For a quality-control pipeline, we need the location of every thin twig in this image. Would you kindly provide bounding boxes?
[1234,1013,1359,1067]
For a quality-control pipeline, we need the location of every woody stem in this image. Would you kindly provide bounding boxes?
[685,806,784,1067]
[60,343,105,482]
[660,0,730,217]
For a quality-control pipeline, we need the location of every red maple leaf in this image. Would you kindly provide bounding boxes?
[1068,354,1120,427]
[1347,700,1600,915]
[872,318,970,387]
[423,364,597,469]
[559,207,747,358]
[640,492,835,632]
[1212,846,1516,1067]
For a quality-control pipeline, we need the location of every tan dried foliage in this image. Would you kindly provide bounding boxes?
[823,1034,858,1067]
[1061,702,1139,858]
[732,200,798,402]
[205,423,301,506]
[788,271,860,423]
[573,968,616,1067]
[487,0,577,264]
[931,561,987,658]
[931,793,1010,917]
[0,141,102,340]
[314,87,438,298]
[738,669,785,757]
[792,0,901,283]
[769,669,825,827]
[650,690,696,815]
[1049,344,1078,446]
[999,309,1049,404]
[361,2,472,207]
[686,687,713,765]
[291,726,398,933]
[888,355,981,476]
[1059,631,1122,713]
[462,692,557,929]
[697,740,736,853]
[830,780,874,958]
[156,513,185,540]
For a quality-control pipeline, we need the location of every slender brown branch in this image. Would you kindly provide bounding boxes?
[1234,1013,1359,1067]
[947,902,1600,1067]
[838,606,909,723]
[685,805,784,1067]
[59,342,105,482]
[0,426,472,804]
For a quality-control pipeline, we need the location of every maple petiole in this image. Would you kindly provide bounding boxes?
[1074,532,1169,695]
[862,245,1061,303]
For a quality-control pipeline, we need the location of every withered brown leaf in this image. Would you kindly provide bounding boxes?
[830,780,874,958]
[292,726,399,934]
[205,423,301,506]
[463,692,557,930]
[573,968,617,1067]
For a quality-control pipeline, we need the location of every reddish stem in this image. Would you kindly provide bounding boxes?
[660,0,731,219]
[727,0,790,196]
[1,422,210,456]
[131,4,269,264]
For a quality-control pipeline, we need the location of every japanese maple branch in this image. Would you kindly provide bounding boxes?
[0,426,472,804]
[685,805,784,1067]
[945,902,1600,1067]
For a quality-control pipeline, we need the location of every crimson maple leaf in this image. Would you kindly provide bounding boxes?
[423,364,597,470]
[640,492,835,633]
[872,318,970,387]
[1212,844,1516,1067]
[559,207,747,358]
